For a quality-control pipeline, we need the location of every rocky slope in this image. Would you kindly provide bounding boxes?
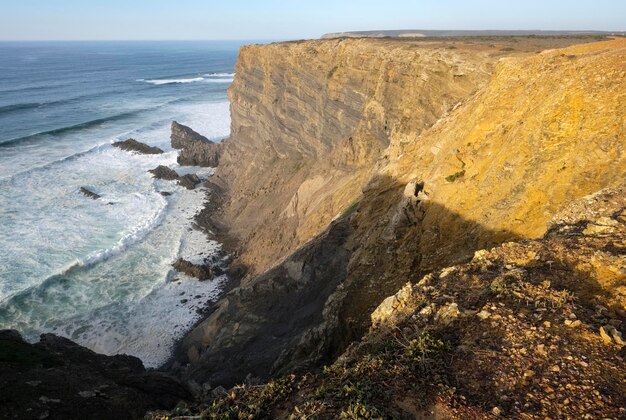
[179,36,625,388]
[151,183,626,419]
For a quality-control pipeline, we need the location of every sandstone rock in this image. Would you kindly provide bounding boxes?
[477,310,491,320]
[599,326,613,344]
[172,258,213,280]
[611,329,625,346]
[149,165,179,181]
[112,138,163,155]
[434,303,460,326]
[79,187,100,200]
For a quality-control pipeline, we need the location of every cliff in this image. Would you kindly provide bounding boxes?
[155,184,626,419]
[180,35,625,389]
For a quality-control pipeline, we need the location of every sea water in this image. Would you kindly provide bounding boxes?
[0,41,247,366]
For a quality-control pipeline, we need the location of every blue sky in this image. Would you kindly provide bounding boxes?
[0,0,624,41]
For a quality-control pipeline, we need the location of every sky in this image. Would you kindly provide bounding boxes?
[0,0,624,41]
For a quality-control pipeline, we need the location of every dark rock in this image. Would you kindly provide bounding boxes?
[172,258,213,280]
[0,330,190,420]
[178,174,201,190]
[79,187,100,200]
[171,121,222,167]
[149,165,179,181]
[112,139,164,155]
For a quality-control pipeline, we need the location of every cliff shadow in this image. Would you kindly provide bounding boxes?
[180,174,524,388]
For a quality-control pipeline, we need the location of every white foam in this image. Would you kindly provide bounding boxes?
[204,72,235,77]
[0,97,232,367]
[138,76,233,86]
[139,77,205,85]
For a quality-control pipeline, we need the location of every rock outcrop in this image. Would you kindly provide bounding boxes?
[0,330,190,420]
[148,166,201,190]
[171,121,222,167]
[181,37,625,387]
[172,258,213,281]
[112,139,164,155]
[79,187,100,200]
[149,165,179,181]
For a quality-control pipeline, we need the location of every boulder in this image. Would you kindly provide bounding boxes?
[113,138,164,155]
[148,165,179,181]
[172,258,213,280]
[178,174,201,190]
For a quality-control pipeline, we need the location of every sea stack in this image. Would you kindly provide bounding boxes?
[170,121,222,167]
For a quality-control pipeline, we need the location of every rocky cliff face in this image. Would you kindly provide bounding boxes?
[181,37,625,388]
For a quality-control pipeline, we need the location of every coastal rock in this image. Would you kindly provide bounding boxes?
[171,121,222,167]
[79,187,100,200]
[178,174,201,190]
[112,138,164,155]
[148,165,179,181]
[0,330,189,420]
[172,258,213,280]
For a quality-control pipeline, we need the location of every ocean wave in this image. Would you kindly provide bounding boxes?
[0,192,168,306]
[83,196,168,267]
[139,77,205,85]
[0,142,111,182]
[138,76,234,86]
[0,90,131,117]
[0,110,143,148]
[203,72,236,77]
[0,102,42,115]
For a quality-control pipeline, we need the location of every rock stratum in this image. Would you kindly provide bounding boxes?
[180,37,625,391]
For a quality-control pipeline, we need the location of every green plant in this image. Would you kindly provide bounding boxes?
[445,169,466,183]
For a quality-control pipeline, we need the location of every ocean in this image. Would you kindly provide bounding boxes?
[0,41,248,367]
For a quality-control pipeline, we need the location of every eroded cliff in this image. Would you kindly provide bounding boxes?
[181,37,625,389]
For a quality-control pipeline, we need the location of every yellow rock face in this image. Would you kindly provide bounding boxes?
[215,38,624,281]
[390,38,626,241]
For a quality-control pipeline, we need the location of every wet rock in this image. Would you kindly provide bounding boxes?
[149,165,179,181]
[178,174,201,190]
[172,258,213,280]
[79,187,100,200]
[112,138,164,155]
